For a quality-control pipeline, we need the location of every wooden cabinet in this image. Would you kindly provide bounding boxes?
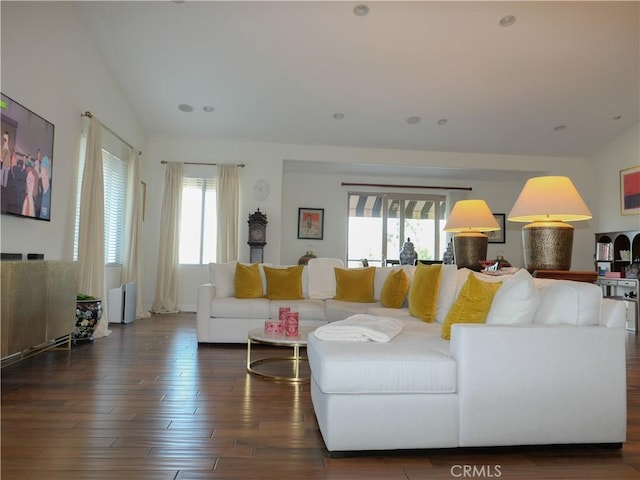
[594,230,640,274]
[1,261,77,365]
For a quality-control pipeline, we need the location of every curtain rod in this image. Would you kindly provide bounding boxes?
[160,160,245,167]
[341,182,472,191]
[81,111,142,155]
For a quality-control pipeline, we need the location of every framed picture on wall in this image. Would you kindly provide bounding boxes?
[621,165,640,215]
[486,213,506,244]
[298,207,324,240]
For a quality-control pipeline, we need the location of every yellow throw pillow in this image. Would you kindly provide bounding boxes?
[408,263,442,323]
[380,268,410,308]
[441,273,503,340]
[333,267,376,303]
[264,265,304,300]
[234,263,263,299]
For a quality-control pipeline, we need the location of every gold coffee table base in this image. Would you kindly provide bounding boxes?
[247,327,314,383]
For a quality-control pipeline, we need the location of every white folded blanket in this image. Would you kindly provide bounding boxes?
[313,314,404,342]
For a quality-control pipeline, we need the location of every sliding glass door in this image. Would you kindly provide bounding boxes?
[347,192,446,268]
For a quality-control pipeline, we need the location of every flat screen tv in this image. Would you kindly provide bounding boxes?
[0,93,54,221]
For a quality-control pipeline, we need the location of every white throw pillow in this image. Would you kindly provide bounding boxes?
[307,258,344,299]
[485,268,539,324]
[208,261,237,298]
[435,265,458,323]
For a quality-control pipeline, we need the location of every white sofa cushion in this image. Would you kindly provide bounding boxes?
[486,269,539,325]
[269,299,326,321]
[308,320,456,394]
[210,297,271,319]
[324,299,380,322]
[366,307,413,319]
[308,258,344,299]
[532,279,602,326]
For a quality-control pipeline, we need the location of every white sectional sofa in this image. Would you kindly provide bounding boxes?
[197,258,421,343]
[197,258,627,453]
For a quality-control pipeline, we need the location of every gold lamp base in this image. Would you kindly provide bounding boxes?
[453,232,489,271]
[522,221,574,272]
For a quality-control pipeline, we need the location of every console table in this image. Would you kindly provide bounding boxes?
[532,270,598,283]
[1,261,78,366]
[596,277,639,333]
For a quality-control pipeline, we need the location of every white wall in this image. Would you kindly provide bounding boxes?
[280,171,529,267]
[279,152,598,272]
[592,123,640,233]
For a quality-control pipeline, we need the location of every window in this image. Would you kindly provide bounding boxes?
[179,177,217,265]
[347,192,446,267]
[73,136,129,265]
[102,150,128,264]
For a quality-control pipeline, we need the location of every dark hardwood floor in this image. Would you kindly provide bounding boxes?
[2,313,640,479]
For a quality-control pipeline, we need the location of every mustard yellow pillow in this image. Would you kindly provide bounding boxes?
[380,268,410,308]
[333,267,375,303]
[441,273,502,340]
[408,263,442,323]
[234,263,263,299]
[264,265,304,300]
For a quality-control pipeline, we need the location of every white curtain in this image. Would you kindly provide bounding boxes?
[122,149,150,319]
[78,117,110,338]
[151,162,183,313]
[216,164,240,262]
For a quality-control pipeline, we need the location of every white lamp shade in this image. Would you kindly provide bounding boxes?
[508,176,592,223]
[444,199,500,232]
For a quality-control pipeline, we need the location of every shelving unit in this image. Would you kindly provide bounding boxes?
[594,230,640,332]
[594,230,640,274]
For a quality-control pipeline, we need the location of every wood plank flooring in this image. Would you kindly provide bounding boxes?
[2,313,640,479]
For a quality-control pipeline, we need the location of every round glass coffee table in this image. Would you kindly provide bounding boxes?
[246,326,315,383]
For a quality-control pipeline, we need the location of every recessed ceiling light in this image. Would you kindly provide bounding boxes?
[406,116,421,125]
[203,106,215,112]
[353,4,369,17]
[499,15,516,27]
[553,125,566,132]
[437,118,448,126]
[612,115,622,120]
[332,113,345,120]
[178,104,194,112]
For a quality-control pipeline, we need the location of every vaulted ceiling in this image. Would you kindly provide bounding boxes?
[76,1,639,158]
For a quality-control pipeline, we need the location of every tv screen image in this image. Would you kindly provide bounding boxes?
[1,93,54,221]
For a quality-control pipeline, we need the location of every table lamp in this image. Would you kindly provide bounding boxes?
[508,176,592,272]
[444,199,500,271]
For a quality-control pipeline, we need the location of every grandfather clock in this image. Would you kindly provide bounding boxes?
[247,209,267,263]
